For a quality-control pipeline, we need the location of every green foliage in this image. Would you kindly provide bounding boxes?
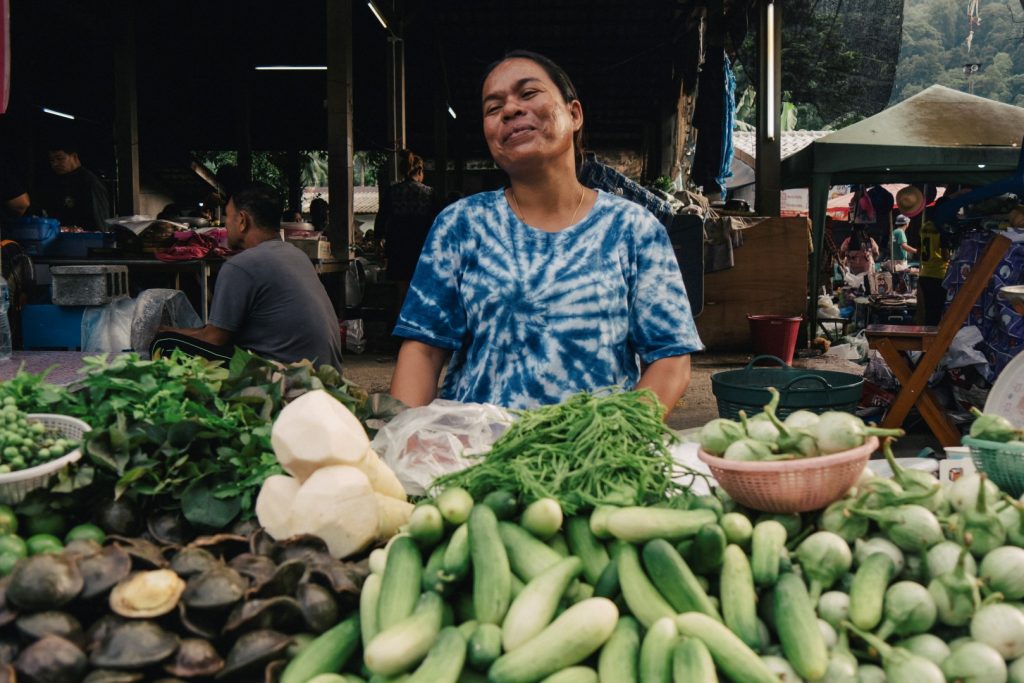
[892,0,1024,106]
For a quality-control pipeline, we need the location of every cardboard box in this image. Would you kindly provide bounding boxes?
[286,238,332,260]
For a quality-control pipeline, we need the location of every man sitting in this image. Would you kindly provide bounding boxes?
[151,184,343,371]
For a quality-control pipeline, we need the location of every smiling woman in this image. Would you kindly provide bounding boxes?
[388,50,704,417]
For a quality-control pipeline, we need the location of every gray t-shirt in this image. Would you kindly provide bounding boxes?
[209,239,343,370]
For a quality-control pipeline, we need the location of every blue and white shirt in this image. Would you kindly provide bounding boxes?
[394,189,704,409]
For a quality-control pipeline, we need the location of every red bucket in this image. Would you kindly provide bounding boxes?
[748,315,803,365]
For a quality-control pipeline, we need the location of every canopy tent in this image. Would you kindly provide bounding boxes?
[780,84,1024,336]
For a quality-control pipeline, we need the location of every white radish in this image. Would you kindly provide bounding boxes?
[290,465,380,558]
[254,475,300,541]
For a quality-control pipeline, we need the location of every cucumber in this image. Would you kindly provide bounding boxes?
[468,622,503,671]
[566,516,611,584]
[617,542,675,628]
[720,544,761,651]
[489,598,619,683]
[469,504,512,624]
[408,504,445,547]
[360,573,382,645]
[593,553,620,598]
[503,556,584,651]
[606,507,717,543]
[671,637,718,683]
[548,533,570,557]
[499,521,564,581]
[511,574,525,600]
[773,572,829,680]
[378,536,423,630]
[598,616,640,683]
[541,667,598,683]
[521,498,564,540]
[406,626,466,683]
[686,523,727,575]
[364,592,444,677]
[675,613,777,683]
[849,552,894,630]
[721,512,754,548]
[369,547,388,575]
[640,617,678,683]
[690,494,725,519]
[483,490,519,520]
[457,619,478,640]
[423,539,450,593]
[756,512,802,539]
[436,487,474,525]
[641,539,721,621]
[279,614,361,683]
[443,523,470,580]
[750,521,787,587]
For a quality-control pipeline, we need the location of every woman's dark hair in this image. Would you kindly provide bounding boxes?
[482,50,586,168]
[229,183,282,232]
[399,149,424,181]
[850,226,872,251]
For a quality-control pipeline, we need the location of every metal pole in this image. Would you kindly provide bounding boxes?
[755,0,782,216]
[385,32,406,184]
[113,0,140,216]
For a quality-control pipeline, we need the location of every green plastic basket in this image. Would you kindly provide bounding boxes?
[711,355,864,420]
[963,436,1024,497]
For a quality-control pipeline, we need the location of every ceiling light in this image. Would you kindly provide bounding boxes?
[42,107,75,120]
[978,163,987,168]
[368,1,388,29]
[255,66,327,71]
[448,106,457,120]
[765,1,775,142]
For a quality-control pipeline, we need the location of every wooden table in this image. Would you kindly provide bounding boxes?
[865,235,1012,447]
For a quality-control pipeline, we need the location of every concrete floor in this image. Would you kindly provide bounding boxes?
[341,348,945,456]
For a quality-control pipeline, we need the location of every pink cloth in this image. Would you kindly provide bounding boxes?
[155,230,236,261]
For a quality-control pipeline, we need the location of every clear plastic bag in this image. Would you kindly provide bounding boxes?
[370,399,514,495]
[130,289,202,356]
[81,296,135,352]
[344,319,366,354]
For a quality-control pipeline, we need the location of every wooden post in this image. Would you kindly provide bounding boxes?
[113,0,140,216]
[755,0,782,216]
[433,84,449,201]
[327,0,354,312]
[385,25,406,184]
[287,147,302,215]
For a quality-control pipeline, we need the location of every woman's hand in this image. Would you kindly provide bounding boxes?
[636,355,692,421]
[390,340,450,408]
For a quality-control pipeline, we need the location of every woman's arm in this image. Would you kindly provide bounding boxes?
[870,239,880,258]
[636,355,692,420]
[390,339,449,408]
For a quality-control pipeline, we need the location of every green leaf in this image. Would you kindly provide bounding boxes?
[167,421,202,450]
[182,479,242,528]
[115,466,153,500]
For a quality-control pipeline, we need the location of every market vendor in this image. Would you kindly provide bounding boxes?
[150,184,343,371]
[389,50,703,416]
[34,143,111,230]
[889,214,917,269]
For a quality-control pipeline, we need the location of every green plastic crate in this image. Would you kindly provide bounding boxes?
[711,355,864,420]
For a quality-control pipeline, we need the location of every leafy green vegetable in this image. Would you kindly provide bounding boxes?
[432,389,696,515]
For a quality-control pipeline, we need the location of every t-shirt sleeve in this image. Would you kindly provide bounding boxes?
[627,210,704,363]
[208,262,254,332]
[392,206,467,349]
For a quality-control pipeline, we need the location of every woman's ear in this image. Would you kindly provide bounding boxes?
[569,99,584,132]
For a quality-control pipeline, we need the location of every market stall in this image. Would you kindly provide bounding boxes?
[0,348,1023,680]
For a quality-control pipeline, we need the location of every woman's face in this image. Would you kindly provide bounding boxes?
[481,58,582,175]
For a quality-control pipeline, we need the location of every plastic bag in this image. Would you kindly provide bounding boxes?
[370,399,514,495]
[345,259,366,307]
[343,319,366,354]
[940,325,990,372]
[130,289,202,357]
[81,296,135,352]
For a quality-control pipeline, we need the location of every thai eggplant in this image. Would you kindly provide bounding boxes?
[940,640,1008,683]
[927,547,981,627]
[949,475,1006,556]
[876,581,937,639]
[980,546,1024,600]
[796,532,853,602]
[810,412,903,455]
[892,634,950,666]
[850,505,943,553]
[1009,656,1024,683]
[723,438,774,462]
[760,388,819,458]
[949,473,1001,513]
[762,655,805,683]
[698,418,746,456]
[925,540,977,581]
[969,407,1021,443]
[784,410,821,431]
[817,591,851,630]
[857,664,887,683]
[880,439,944,512]
[819,628,859,683]
[843,622,945,683]
[821,499,870,543]
[854,537,905,575]
[970,603,1024,660]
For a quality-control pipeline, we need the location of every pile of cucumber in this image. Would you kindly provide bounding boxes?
[281,466,1024,683]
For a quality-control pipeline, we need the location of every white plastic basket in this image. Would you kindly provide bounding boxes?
[0,414,91,505]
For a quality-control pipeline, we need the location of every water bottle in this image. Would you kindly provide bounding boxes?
[0,275,11,362]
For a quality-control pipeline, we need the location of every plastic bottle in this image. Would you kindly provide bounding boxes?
[0,275,11,362]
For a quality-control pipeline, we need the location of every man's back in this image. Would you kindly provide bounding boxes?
[209,240,343,370]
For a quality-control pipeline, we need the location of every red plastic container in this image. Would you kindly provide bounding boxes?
[748,314,802,365]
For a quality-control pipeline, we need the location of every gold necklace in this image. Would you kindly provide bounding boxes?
[509,186,586,227]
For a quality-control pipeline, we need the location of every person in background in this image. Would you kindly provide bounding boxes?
[0,162,29,218]
[916,203,951,326]
[839,225,880,275]
[389,50,702,416]
[889,214,917,270]
[35,143,111,230]
[310,197,329,233]
[151,184,343,371]
[376,149,440,311]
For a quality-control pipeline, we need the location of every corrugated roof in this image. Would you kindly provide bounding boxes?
[354,186,379,214]
[731,130,831,165]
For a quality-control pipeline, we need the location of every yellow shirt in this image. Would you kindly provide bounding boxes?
[919,220,949,279]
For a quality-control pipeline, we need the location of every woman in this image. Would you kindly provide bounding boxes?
[389,51,702,416]
[840,226,880,275]
[376,150,439,308]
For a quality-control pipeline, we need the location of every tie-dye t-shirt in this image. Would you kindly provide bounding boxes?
[394,189,704,409]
